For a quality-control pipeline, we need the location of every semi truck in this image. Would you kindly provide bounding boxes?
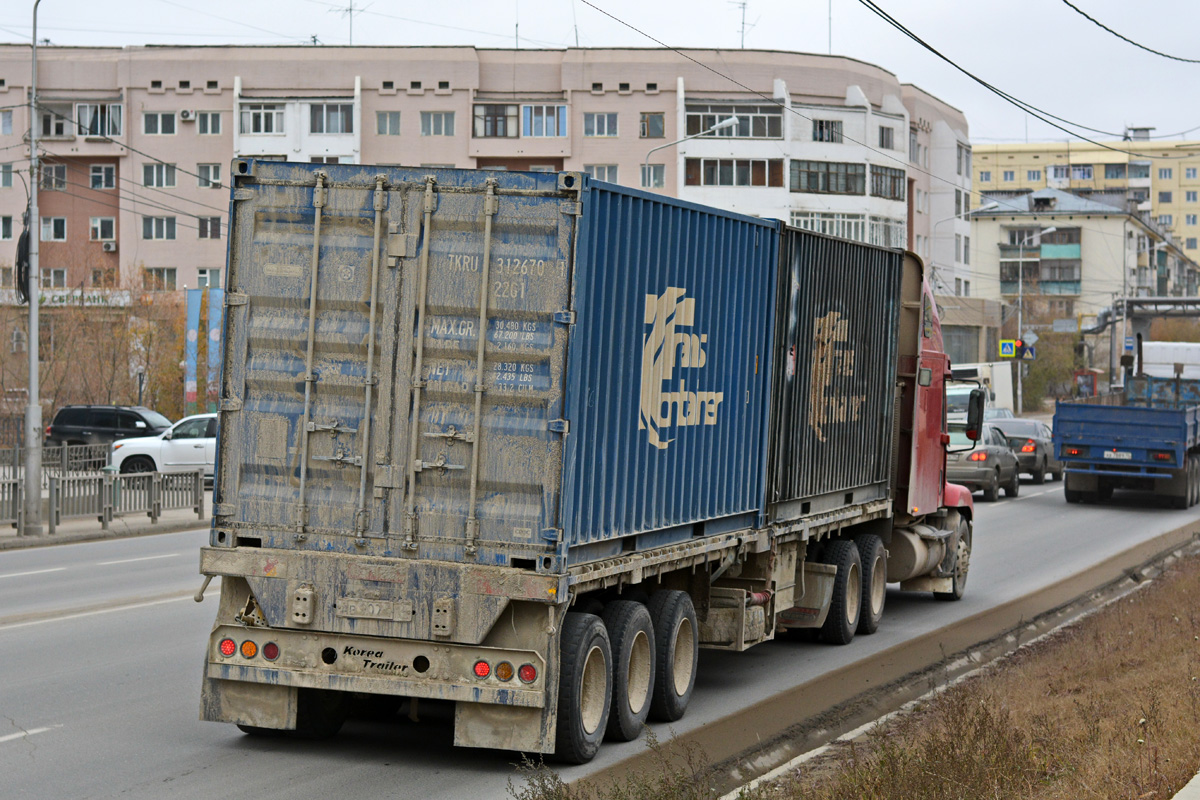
[197,161,982,763]
[1055,372,1200,507]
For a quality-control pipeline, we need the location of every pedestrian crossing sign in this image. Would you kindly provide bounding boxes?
[999,339,1016,358]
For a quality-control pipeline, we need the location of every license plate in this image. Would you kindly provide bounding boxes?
[947,454,960,462]
[1102,450,1132,460]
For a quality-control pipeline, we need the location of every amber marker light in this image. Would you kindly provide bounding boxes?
[240,640,258,659]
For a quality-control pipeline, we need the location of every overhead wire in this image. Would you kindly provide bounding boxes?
[1058,0,1200,64]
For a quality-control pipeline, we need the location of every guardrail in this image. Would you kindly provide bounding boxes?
[0,443,112,488]
[46,470,206,535]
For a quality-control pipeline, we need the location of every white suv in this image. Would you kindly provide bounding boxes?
[111,413,217,477]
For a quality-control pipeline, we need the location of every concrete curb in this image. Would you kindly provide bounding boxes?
[1176,771,1200,799]
[0,517,210,550]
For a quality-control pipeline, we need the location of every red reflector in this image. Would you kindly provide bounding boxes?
[262,642,280,661]
[1021,440,1036,453]
[218,638,237,657]
[473,661,491,679]
[518,664,537,684]
[968,451,988,461]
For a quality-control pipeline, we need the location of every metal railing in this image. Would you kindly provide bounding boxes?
[46,470,206,534]
[0,443,112,489]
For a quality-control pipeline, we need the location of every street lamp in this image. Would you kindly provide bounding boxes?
[1015,226,1056,415]
[931,201,999,295]
[642,116,739,191]
[23,0,44,537]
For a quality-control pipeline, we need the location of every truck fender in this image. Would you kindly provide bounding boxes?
[942,482,974,518]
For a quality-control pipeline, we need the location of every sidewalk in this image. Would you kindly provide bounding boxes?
[0,490,212,550]
[1177,772,1200,799]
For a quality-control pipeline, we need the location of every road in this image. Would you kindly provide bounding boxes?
[0,484,1195,799]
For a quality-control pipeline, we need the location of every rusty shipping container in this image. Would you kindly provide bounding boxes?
[767,229,903,520]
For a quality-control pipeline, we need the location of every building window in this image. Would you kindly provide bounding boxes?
[522,105,567,137]
[376,111,401,135]
[88,164,116,189]
[1159,214,1174,226]
[41,164,67,191]
[420,111,455,136]
[639,112,664,139]
[964,235,970,264]
[1040,260,1081,281]
[143,267,177,291]
[0,110,9,135]
[879,126,894,150]
[957,143,970,176]
[869,217,906,248]
[240,104,285,134]
[1003,170,1015,182]
[76,103,122,137]
[583,113,618,137]
[870,166,906,200]
[812,120,843,143]
[41,217,66,241]
[583,165,618,182]
[142,216,177,240]
[641,164,664,189]
[42,268,66,289]
[1160,191,1174,203]
[1160,167,1174,180]
[1188,214,1198,226]
[1027,169,1041,181]
[197,164,221,188]
[790,160,865,195]
[954,278,961,295]
[1,163,10,188]
[963,280,971,297]
[89,217,115,241]
[685,105,782,138]
[473,104,518,138]
[1105,164,1126,180]
[1050,165,1069,180]
[909,129,919,163]
[41,110,68,138]
[92,268,116,287]
[310,156,341,164]
[197,268,220,288]
[790,211,865,242]
[311,103,354,134]
[1041,228,1081,244]
[1,216,12,240]
[197,112,221,135]
[144,112,176,135]
[1070,165,1093,180]
[198,217,221,239]
[954,189,962,216]
[1187,167,1198,179]
[979,170,991,182]
[955,233,962,262]
[1188,238,1198,249]
[143,163,177,188]
[687,158,783,187]
[1188,191,1198,203]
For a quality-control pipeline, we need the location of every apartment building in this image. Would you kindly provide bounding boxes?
[973,133,1200,261]
[0,45,970,298]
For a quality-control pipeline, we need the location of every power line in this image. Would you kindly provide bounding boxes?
[1059,0,1200,64]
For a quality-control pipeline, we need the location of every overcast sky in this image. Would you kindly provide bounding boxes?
[1,0,1195,144]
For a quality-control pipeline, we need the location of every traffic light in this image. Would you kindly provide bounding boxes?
[1013,339,1026,359]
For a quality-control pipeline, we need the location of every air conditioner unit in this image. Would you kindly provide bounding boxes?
[101,241,117,252]
[179,109,196,122]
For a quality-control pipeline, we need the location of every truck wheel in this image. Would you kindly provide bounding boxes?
[1190,457,1199,507]
[291,689,347,739]
[1031,461,1045,484]
[819,540,862,645]
[854,534,886,636]
[982,470,999,502]
[646,590,698,723]
[555,612,612,764]
[1004,470,1020,498]
[934,520,972,602]
[1096,484,1113,502]
[1064,488,1082,503]
[1052,468,1063,481]
[599,601,655,742]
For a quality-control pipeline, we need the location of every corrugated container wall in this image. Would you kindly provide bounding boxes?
[767,229,902,516]
[562,185,780,559]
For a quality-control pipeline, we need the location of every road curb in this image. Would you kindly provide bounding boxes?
[0,518,210,551]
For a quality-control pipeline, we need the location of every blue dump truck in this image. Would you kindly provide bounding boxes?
[197,162,982,763]
[1055,374,1200,507]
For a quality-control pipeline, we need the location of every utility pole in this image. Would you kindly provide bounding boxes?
[24,0,43,537]
[1016,226,1055,416]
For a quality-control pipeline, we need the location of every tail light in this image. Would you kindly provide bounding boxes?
[240,640,258,659]
[968,451,988,462]
[1065,447,1085,457]
[495,662,514,682]
[262,642,280,661]
[218,637,237,657]
[44,425,52,437]
[518,664,538,684]
[1152,451,1173,462]
[1021,440,1036,453]
[473,660,491,679]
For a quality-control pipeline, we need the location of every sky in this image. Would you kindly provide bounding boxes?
[0,0,1197,144]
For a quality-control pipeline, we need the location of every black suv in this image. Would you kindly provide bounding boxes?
[45,405,172,446]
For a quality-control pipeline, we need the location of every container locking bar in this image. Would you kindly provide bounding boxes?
[294,171,327,533]
[355,175,388,536]
[463,179,499,557]
[403,177,438,550]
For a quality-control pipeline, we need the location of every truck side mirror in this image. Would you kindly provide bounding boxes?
[965,388,986,440]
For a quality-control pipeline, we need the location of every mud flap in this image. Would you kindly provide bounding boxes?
[201,675,298,730]
[454,702,555,753]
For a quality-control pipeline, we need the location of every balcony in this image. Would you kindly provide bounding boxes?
[1000,281,1081,296]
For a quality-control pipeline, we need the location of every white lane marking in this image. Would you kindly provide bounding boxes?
[0,589,216,632]
[96,553,181,566]
[0,725,61,744]
[0,567,67,580]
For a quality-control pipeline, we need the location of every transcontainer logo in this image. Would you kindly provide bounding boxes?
[809,310,865,442]
[639,287,724,450]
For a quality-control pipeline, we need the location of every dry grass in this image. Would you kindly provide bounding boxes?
[512,552,1200,800]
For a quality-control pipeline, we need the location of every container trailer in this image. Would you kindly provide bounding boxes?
[197,161,981,763]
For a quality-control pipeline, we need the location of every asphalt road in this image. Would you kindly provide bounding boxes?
[1,483,1194,799]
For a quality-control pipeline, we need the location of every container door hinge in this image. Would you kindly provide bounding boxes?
[541,528,563,543]
[213,503,236,517]
[553,310,576,325]
[219,397,242,412]
[387,228,418,265]
[233,188,255,202]
[549,419,569,435]
[225,292,248,307]
[560,201,582,216]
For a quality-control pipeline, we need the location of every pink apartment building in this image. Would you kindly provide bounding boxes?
[0,45,972,314]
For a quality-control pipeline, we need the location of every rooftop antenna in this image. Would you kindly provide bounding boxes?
[328,0,370,45]
[515,0,519,48]
[730,1,755,48]
[310,34,321,46]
